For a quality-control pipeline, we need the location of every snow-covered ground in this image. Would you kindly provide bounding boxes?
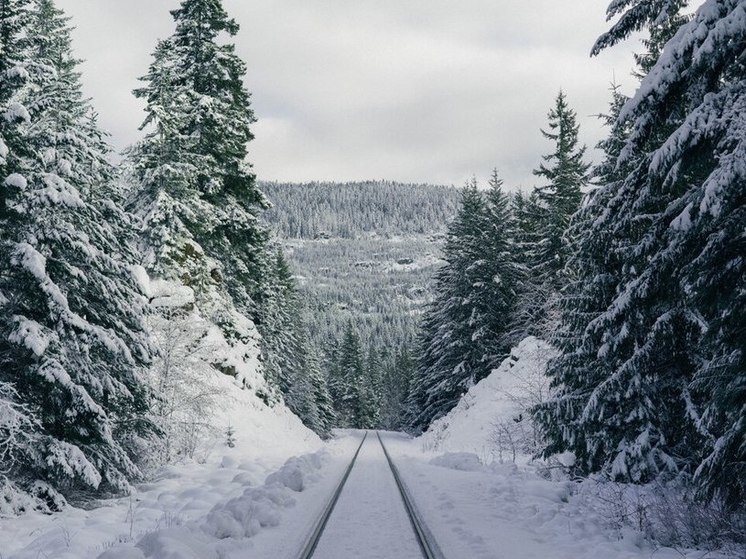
[386,436,738,559]
[1,380,329,559]
[3,337,741,559]
[419,336,557,463]
[396,338,741,559]
[4,428,741,559]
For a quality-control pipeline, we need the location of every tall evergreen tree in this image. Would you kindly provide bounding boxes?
[284,328,338,438]
[306,348,336,438]
[511,93,590,343]
[257,249,305,396]
[408,180,490,431]
[285,357,321,438]
[0,0,153,505]
[357,346,382,429]
[380,346,415,430]
[408,173,525,432]
[331,324,366,427]
[479,170,525,364]
[128,0,270,329]
[531,91,590,286]
[126,0,316,411]
[536,83,634,477]
[538,0,745,505]
[510,189,545,340]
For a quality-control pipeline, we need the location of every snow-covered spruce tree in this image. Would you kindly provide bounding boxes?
[479,169,525,364]
[380,346,415,430]
[284,331,337,437]
[329,323,366,428]
[253,248,337,436]
[536,84,634,473]
[591,0,689,55]
[538,0,746,505]
[285,356,322,437]
[128,0,270,331]
[356,346,382,429]
[532,91,590,276]
[408,175,524,432]
[256,249,306,397]
[509,189,547,341]
[517,91,590,336]
[0,0,153,506]
[408,180,491,431]
[306,348,337,437]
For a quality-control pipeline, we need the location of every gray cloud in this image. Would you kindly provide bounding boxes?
[57,0,642,189]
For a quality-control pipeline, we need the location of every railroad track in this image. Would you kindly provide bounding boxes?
[376,431,445,559]
[296,430,445,559]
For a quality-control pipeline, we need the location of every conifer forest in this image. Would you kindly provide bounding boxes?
[0,1,744,558]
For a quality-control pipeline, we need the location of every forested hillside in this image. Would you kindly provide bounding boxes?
[262,181,461,239]
[262,181,461,428]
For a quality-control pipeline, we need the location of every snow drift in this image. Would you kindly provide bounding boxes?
[418,336,557,461]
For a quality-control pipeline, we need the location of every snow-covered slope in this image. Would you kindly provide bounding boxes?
[401,338,740,559]
[2,271,321,558]
[2,378,322,558]
[132,266,319,455]
[418,337,557,461]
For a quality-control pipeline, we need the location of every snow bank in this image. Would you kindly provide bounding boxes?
[3,269,321,558]
[418,336,557,461]
[381,434,742,559]
[98,449,331,559]
[399,334,742,559]
[429,452,485,472]
[264,452,325,492]
[203,451,328,540]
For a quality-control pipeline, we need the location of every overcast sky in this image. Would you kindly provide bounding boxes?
[56,0,643,189]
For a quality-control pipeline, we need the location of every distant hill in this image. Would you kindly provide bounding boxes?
[261,180,461,354]
[262,181,460,239]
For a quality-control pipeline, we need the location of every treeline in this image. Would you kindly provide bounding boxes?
[0,0,331,512]
[324,324,415,430]
[263,182,459,432]
[262,180,460,239]
[410,0,745,508]
[408,90,588,431]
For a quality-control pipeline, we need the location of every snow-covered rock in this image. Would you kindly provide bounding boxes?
[429,452,485,472]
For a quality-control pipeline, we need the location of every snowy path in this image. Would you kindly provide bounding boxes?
[310,432,424,559]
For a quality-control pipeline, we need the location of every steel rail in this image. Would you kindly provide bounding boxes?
[376,431,446,559]
[296,432,368,559]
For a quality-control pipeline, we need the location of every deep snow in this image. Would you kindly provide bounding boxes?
[418,336,557,462]
[2,336,741,559]
[1,377,325,559]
